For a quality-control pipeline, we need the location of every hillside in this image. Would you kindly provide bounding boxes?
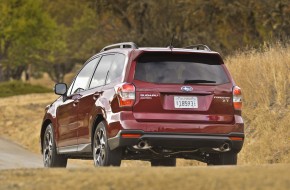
[226,43,290,164]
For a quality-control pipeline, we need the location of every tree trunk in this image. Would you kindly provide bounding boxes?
[25,64,32,81]
[11,66,26,80]
[0,64,3,82]
[2,66,11,81]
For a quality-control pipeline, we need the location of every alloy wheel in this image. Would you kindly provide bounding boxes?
[43,129,53,167]
[94,128,106,166]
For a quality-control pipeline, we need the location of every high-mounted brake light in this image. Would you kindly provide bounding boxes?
[116,83,136,107]
[233,86,242,110]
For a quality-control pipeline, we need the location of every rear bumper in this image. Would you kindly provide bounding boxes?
[108,130,244,153]
[107,111,244,138]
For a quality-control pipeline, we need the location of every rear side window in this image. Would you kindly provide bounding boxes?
[89,55,114,88]
[135,53,229,85]
[106,53,125,84]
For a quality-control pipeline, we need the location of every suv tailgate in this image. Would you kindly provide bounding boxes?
[132,52,234,124]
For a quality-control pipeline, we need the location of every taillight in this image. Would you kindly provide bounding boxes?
[233,86,242,110]
[116,83,135,107]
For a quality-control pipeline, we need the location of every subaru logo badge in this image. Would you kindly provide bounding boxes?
[181,86,193,92]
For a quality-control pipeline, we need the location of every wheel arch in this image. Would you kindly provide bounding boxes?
[40,119,52,154]
[91,114,105,148]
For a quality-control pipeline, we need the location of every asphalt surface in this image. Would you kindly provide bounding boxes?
[0,137,43,170]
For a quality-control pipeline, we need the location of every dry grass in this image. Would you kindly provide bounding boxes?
[226,43,290,108]
[29,72,77,89]
[0,93,56,153]
[29,73,55,90]
[225,43,290,164]
[0,164,289,190]
[0,43,289,166]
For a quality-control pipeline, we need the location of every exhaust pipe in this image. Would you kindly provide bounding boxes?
[213,143,231,152]
[219,143,230,152]
[133,140,151,150]
[138,141,146,148]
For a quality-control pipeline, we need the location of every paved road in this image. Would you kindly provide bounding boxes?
[0,137,43,170]
[0,137,87,170]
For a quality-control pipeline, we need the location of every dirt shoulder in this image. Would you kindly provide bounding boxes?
[0,164,289,190]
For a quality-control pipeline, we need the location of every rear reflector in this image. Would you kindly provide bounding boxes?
[233,86,242,110]
[230,137,244,141]
[121,134,142,138]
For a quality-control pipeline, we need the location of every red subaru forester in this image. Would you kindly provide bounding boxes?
[41,42,244,167]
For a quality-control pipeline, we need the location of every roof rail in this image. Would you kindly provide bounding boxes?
[100,42,138,52]
[184,44,211,51]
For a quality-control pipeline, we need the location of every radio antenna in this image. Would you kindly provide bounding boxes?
[169,34,175,50]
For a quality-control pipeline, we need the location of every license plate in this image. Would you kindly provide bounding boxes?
[174,96,198,108]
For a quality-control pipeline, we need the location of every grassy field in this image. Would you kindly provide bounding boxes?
[0,43,289,166]
[226,43,290,164]
[0,81,51,98]
[0,93,55,153]
[0,164,289,190]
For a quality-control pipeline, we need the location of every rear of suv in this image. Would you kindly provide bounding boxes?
[41,42,244,167]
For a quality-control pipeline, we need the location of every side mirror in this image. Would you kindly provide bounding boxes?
[54,83,67,95]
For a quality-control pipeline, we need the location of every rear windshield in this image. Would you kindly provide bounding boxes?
[135,53,230,85]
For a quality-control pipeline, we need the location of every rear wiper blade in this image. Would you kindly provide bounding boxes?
[184,80,216,84]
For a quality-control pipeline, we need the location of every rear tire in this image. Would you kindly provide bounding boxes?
[151,158,176,166]
[42,124,67,168]
[93,121,122,167]
[208,152,237,165]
